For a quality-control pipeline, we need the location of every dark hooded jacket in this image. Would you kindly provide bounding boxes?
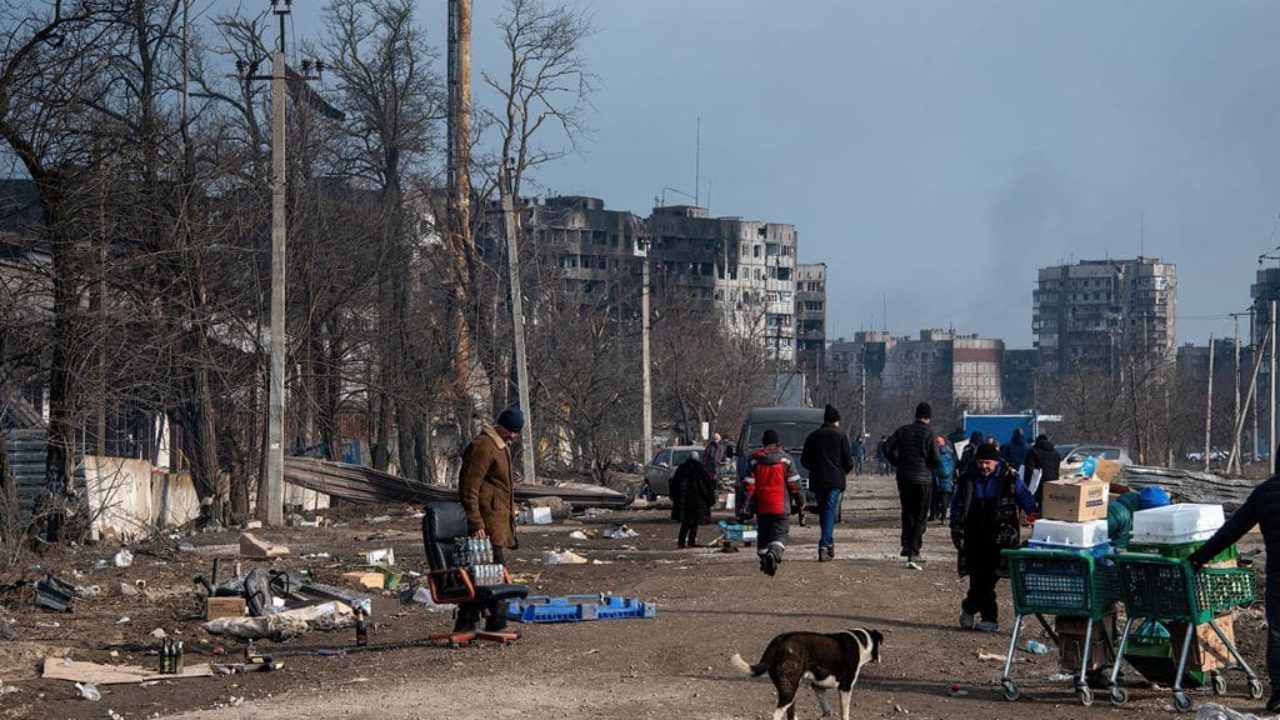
[1024,435,1062,484]
[672,456,716,525]
[802,422,855,492]
[1001,429,1030,471]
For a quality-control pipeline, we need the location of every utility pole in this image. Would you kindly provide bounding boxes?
[640,237,653,461]
[859,346,867,439]
[1272,300,1277,472]
[1229,314,1243,474]
[447,0,473,391]
[238,0,322,525]
[499,160,534,483]
[1253,306,1260,461]
[1204,333,1214,472]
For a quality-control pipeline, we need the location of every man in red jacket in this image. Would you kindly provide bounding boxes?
[743,429,802,576]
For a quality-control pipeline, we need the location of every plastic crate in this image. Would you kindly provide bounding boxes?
[717,520,757,543]
[1128,541,1237,566]
[1131,504,1224,545]
[1114,554,1256,626]
[1003,548,1121,619]
[506,595,657,624]
[1031,519,1109,548]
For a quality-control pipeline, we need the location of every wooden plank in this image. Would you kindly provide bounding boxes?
[42,657,214,684]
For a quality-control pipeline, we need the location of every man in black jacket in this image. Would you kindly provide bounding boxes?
[802,405,855,562]
[1189,475,1280,712]
[1022,434,1062,506]
[884,402,942,570]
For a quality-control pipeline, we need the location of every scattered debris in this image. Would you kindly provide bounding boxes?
[150,628,167,639]
[600,525,639,540]
[1047,671,1074,682]
[301,552,332,560]
[1195,703,1260,720]
[36,575,75,613]
[520,506,554,525]
[74,681,100,701]
[368,515,392,524]
[115,617,130,625]
[341,571,385,590]
[977,651,1006,662]
[591,559,614,565]
[112,549,133,568]
[364,548,395,566]
[45,658,213,685]
[567,530,589,540]
[245,520,263,530]
[111,581,139,597]
[74,585,101,598]
[412,587,449,613]
[202,601,354,641]
[0,617,17,641]
[542,549,589,565]
[0,685,18,695]
[948,684,968,697]
[239,532,290,559]
[178,543,238,557]
[894,703,909,714]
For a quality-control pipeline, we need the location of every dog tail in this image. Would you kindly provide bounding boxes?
[729,652,766,677]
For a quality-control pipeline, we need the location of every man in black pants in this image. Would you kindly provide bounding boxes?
[884,402,941,570]
[949,442,1038,633]
[1189,474,1280,712]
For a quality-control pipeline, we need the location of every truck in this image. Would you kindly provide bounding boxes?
[961,411,1039,446]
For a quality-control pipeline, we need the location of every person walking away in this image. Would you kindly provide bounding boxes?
[930,436,956,523]
[884,402,942,570]
[1022,433,1062,506]
[851,435,866,476]
[1001,428,1030,478]
[1188,474,1280,713]
[673,454,715,549]
[949,443,1038,633]
[742,429,802,576]
[802,405,855,562]
[876,436,890,476]
[957,431,983,478]
[456,407,524,634]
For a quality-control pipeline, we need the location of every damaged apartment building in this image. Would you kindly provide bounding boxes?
[828,329,1006,413]
[493,196,821,371]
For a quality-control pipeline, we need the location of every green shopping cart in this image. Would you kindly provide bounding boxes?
[1108,553,1263,712]
[1000,548,1123,706]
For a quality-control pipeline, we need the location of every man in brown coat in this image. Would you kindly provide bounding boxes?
[455,407,523,633]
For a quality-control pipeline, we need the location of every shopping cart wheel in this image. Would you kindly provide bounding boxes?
[1173,691,1192,713]
[1108,686,1128,706]
[1247,678,1264,700]
[1210,671,1226,695]
[1077,686,1094,707]
[1001,679,1020,702]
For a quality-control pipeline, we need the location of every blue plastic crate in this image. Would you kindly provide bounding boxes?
[506,595,658,623]
[717,520,757,543]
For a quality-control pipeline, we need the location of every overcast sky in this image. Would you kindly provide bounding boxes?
[292,0,1280,348]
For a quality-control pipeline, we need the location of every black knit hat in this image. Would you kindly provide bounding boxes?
[824,404,840,424]
[762,429,779,446]
[975,443,1000,462]
[497,407,525,433]
[915,402,933,420]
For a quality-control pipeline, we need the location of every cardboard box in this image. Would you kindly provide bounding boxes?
[341,571,385,590]
[1058,630,1112,671]
[1094,459,1123,484]
[1169,615,1235,671]
[1042,478,1109,522]
[204,596,246,620]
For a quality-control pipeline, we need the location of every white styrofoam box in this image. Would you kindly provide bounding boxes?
[1131,503,1224,545]
[528,506,553,525]
[1030,519,1110,548]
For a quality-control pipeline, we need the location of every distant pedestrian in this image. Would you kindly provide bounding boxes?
[949,443,1038,633]
[1001,428,1030,478]
[851,435,867,476]
[1023,433,1062,505]
[876,435,890,476]
[929,436,956,523]
[802,405,855,562]
[957,431,983,478]
[672,455,716,549]
[742,429,802,576]
[703,432,727,477]
[884,402,942,570]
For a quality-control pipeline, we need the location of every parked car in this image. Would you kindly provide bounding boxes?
[734,406,827,514]
[1059,444,1132,476]
[1185,449,1230,463]
[642,446,705,498]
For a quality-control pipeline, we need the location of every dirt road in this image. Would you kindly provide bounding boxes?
[3,476,1272,720]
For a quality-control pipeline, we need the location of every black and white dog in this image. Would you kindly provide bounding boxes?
[730,628,884,720]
